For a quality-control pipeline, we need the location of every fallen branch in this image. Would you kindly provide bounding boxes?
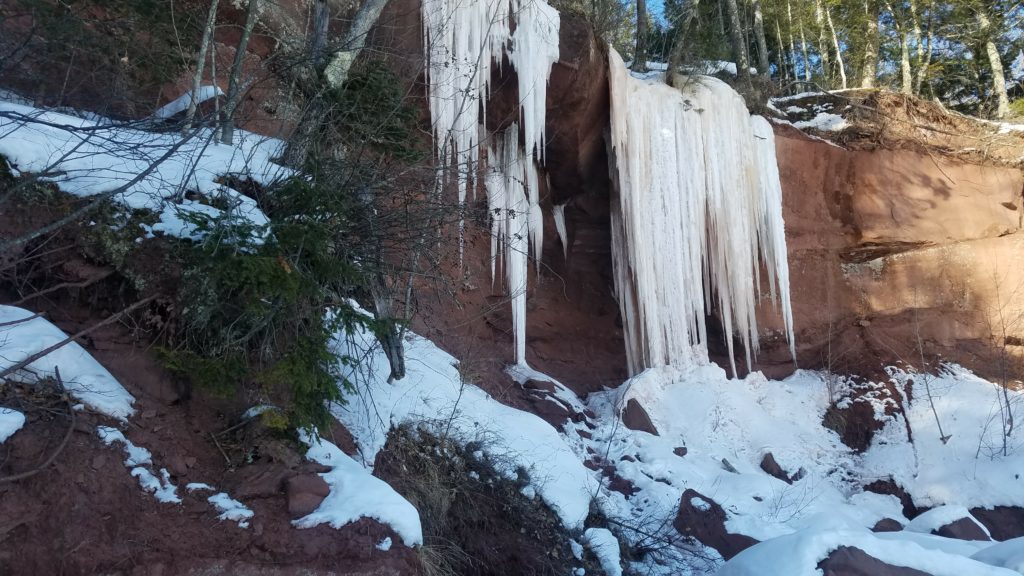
[0,295,156,380]
[0,312,44,328]
[0,366,75,484]
[13,270,115,306]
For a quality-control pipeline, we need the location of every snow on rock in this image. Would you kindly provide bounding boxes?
[862,365,1024,511]
[153,86,223,119]
[906,505,989,537]
[0,408,25,443]
[332,309,597,530]
[607,48,795,377]
[376,537,393,551]
[293,431,423,547]
[0,100,286,242]
[186,482,215,492]
[208,492,254,528]
[583,528,622,576]
[719,528,1013,576]
[422,0,558,364]
[0,307,135,419]
[97,426,152,466]
[973,537,1024,573]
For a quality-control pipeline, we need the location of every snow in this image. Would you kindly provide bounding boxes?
[861,365,1024,511]
[132,467,181,504]
[606,49,795,376]
[332,307,597,530]
[421,0,558,364]
[793,112,849,132]
[0,408,25,443]
[719,528,1014,576]
[973,537,1024,572]
[0,99,286,242]
[0,306,135,419]
[583,528,622,576]
[186,482,215,492]
[153,86,223,119]
[375,537,393,551]
[293,430,423,547]
[906,505,989,538]
[97,426,152,466]
[208,492,254,528]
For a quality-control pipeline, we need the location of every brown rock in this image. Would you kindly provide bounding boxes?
[933,516,991,541]
[287,474,330,498]
[818,546,931,576]
[621,399,658,436]
[759,452,792,484]
[222,462,293,499]
[674,489,758,560]
[970,506,1024,541]
[673,447,688,457]
[871,518,904,533]
[288,492,326,519]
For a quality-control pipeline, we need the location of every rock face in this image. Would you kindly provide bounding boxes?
[752,125,1024,379]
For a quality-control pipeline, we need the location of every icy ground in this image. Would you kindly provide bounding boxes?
[334,314,1024,575]
[0,97,287,241]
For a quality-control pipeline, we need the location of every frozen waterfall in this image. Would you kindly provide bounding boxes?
[421,0,559,366]
[607,49,796,377]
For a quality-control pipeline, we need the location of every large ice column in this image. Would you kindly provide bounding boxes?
[607,49,795,377]
[421,0,560,366]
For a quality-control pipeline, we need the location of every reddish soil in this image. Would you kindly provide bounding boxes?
[0,310,419,576]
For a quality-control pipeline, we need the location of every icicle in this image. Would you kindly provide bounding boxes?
[607,49,795,377]
[422,0,559,367]
[552,203,568,259]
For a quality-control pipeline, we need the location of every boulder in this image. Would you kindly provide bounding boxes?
[934,517,990,542]
[970,506,1024,541]
[673,489,758,560]
[818,546,932,576]
[286,474,330,519]
[871,518,904,533]
[759,452,792,484]
[621,399,659,436]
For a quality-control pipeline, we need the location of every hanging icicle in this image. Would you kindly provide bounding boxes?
[607,49,796,377]
[421,0,560,366]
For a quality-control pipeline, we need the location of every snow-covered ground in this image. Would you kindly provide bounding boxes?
[332,317,1024,575]
[0,96,287,241]
[0,407,25,443]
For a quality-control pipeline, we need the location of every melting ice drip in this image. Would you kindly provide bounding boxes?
[422,0,559,366]
[607,49,796,377]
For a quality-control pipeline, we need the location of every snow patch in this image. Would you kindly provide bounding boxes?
[208,492,254,528]
[0,306,135,419]
[793,112,849,132]
[0,408,25,443]
[583,528,622,576]
[293,431,423,547]
[131,467,181,504]
[154,86,223,119]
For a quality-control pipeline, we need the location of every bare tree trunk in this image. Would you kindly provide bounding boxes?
[724,0,751,85]
[977,10,1010,118]
[825,6,848,89]
[309,0,331,68]
[786,0,800,82]
[632,0,648,72]
[221,0,259,146]
[914,4,935,95]
[885,1,913,95]
[323,0,389,88]
[184,0,220,134]
[860,0,880,88]
[799,21,811,82]
[775,17,790,81]
[814,0,832,85]
[752,0,771,78]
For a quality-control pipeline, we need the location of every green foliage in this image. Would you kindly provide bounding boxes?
[1009,98,1024,118]
[168,175,370,433]
[329,65,426,163]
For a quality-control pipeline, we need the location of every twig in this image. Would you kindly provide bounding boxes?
[0,366,75,484]
[0,296,156,380]
[0,312,44,328]
[13,270,115,306]
[209,432,233,468]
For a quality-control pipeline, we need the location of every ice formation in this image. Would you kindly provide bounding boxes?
[421,0,559,365]
[607,49,795,376]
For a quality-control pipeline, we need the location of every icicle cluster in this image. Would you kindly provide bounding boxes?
[422,0,559,365]
[607,49,795,377]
